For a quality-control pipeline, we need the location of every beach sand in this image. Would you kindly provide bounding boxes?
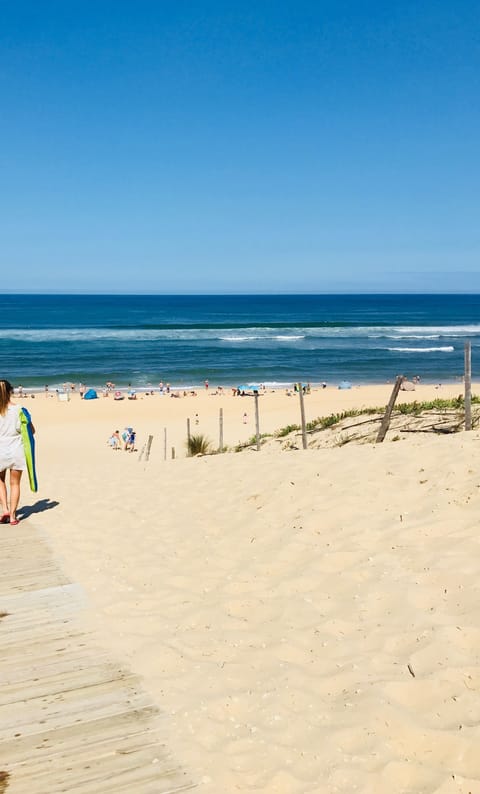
[16,383,480,792]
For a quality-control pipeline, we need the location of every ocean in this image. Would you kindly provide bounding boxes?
[1,293,479,390]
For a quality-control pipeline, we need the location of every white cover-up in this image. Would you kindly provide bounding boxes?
[0,404,26,471]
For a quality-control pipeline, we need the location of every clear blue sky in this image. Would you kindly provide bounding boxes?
[1,1,479,293]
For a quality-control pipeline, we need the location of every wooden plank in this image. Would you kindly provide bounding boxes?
[0,663,139,706]
[0,583,84,610]
[8,745,183,790]
[0,708,159,766]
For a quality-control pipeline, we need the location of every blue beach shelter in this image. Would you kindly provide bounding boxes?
[83,388,98,400]
[338,381,352,390]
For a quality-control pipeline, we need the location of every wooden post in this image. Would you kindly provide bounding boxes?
[376,375,404,443]
[465,341,472,431]
[298,383,307,449]
[171,447,175,460]
[187,418,191,445]
[163,427,167,460]
[145,435,153,462]
[219,407,224,451]
[254,392,260,451]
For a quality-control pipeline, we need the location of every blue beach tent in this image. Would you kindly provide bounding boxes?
[83,388,98,400]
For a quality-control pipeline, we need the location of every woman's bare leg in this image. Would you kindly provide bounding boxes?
[0,470,8,515]
[9,470,22,521]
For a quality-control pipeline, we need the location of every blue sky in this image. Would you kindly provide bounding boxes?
[1,1,479,293]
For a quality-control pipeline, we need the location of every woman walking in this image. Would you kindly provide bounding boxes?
[0,379,35,525]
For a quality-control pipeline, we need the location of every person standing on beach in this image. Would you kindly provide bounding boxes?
[0,379,35,525]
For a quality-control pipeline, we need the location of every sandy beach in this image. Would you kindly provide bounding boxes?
[14,382,480,793]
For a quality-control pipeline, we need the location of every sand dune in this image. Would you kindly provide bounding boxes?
[17,384,480,792]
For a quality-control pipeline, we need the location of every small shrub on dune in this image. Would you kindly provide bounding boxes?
[186,434,212,456]
[275,424,300,438]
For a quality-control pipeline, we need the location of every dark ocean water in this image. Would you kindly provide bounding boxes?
[1,294,479,389]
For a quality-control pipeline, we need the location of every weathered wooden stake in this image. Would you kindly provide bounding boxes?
[298,383,307,449]
[171,446,175,459]
[187,417,191,445]
[376,375,404,443]
[219,407,224,451]
[145,434,153,462]
[254,392,261,451]
[465,341,472,431]
[163,427,167,460]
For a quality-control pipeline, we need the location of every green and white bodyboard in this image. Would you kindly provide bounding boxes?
[20,407,38,492]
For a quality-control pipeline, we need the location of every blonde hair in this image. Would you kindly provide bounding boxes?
[0,380,13,416]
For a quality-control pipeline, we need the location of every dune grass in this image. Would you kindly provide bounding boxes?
[186,433,213,456]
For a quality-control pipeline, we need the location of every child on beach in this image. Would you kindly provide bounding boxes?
[107,430,121,450]
[126,429,136,452]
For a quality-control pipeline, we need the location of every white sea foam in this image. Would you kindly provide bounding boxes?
[387,346,455,353]
[379,334,442,341]
[1,323,479,343]
[219,334,305,342]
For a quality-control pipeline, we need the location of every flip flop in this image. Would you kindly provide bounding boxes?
[0,514,10,524]
[9,519,19,526]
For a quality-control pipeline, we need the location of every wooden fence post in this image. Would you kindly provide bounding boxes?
[298,383,307,449]
[145,435,153,462]
[465,341,472,431]
[254,392,261,451]
[219,407,224,451]
[376,376,404,443]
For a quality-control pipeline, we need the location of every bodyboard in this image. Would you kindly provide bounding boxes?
[19,407,38,492]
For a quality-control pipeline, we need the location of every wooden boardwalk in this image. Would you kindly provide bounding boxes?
[0,521,197,794]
